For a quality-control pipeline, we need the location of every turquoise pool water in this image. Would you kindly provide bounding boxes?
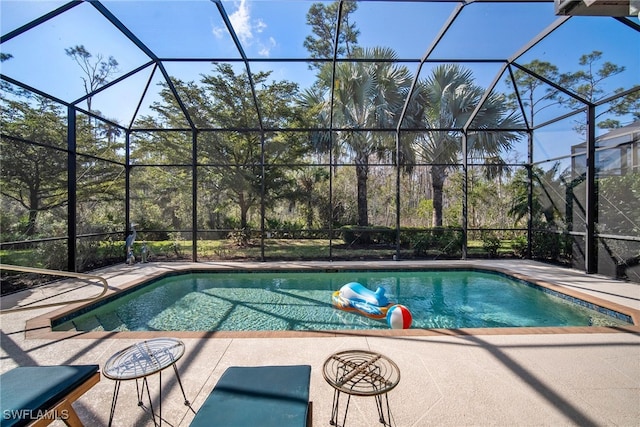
[53,270,631,332]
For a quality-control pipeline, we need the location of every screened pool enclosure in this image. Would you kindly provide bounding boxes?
[1,1,639,284]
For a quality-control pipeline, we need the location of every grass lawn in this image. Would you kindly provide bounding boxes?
[2,238,521,295]
[2,238,518,266]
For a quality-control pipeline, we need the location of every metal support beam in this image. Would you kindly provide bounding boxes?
[527,129,533,259]
[67,107,77,272]
[260,131,266,261]
[192,131,198,262]
[125,131,131,249]
[462,132,468,260]
[395,132,401,260]
[585,107,597,273]
[327,2,344,261]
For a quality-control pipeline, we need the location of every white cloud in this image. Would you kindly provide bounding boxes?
[212,26,226,39]
[211,0,274,56]
[255,19,267,34]
[229,0,253,44]
[258,37,277,57]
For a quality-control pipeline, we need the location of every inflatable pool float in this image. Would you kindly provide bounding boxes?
[332,282,394,320]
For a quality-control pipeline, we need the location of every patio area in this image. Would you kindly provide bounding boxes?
[1,260,639,426]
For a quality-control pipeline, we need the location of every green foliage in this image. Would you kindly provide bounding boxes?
[340,225,395,245]
[167,232,187,258]
[143,64,306,229]
[304,1,359,64]
[76,236,122,271]
[1,97,69,237]
[1,34,635,277]
[508,164,568,228]
[481,231,501,258]
[308,46,417,227]
[597,173,640,235]
[508,223,573,262]
[411,227,463,257]
[528,218,573,262]
[415,199,434,223]
[65,44,119,113]
[34,240,67,271]
[531,231,564,260]
[509,51,636,134]
[228,227,252,247]
[511,235,528,258]
[265,218,305,238]
[417,64,523,226]
[505,59,560,127]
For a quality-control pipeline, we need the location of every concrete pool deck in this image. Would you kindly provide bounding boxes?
[1,259,639,426]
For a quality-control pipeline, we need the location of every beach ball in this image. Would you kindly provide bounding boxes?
[387,304,412,329]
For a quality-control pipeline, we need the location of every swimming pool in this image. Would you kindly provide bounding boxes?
[52,269,632,332]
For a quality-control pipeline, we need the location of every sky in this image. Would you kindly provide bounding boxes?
[1,0,639,161]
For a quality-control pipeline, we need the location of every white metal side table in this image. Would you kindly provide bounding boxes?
[103,337,191,426]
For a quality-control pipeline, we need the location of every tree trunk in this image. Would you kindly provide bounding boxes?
[431,165,446,227]
[26,209,38,237]
[306,198,314,228]
[26,187,39,237]
[355,155,369,227]
[239,193,248,229]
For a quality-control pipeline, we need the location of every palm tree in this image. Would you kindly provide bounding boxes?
[304,46,415,227]
[416,64,523,226]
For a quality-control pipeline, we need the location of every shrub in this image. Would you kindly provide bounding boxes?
[511,235,528,258]
[339,226,395,245]
[34,240,67,271]
[531,230,561,260]
[481,232,501,258]
[228,227,251,247]
[411,227,462,257]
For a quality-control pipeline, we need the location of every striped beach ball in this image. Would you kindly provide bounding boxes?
[386,304,412,329]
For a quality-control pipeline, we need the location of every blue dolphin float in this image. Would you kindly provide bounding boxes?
[332,282,393,320]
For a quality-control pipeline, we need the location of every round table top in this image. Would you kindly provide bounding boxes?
[103,337,185,380]
[322,349,400,396]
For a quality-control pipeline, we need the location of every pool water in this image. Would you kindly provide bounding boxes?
[53,270,630,332]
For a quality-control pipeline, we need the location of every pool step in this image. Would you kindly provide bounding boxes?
[73,315,102,332]
[97,312,125,331]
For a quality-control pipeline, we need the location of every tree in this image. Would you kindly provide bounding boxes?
[305,46,415,227]
[293,168,330,228]
[560,50,638,131]
[304,1,359,67]
[507,59,561,128]
[0,95,68,237]
[510,52,638,133]
[417,64,523,227]
[65,45,119,113]
[139,64,305,229]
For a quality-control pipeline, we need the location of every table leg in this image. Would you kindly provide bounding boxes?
[136,377,158,426]
[108,380,121,427]
[172,363,192,408]
[158,371,162,426]
[329,389,339,425]
[137,364,191,426]
[329,389,352,427]
[374,393,393,426]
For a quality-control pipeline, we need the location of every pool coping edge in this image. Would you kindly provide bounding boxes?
[24,262,640,339]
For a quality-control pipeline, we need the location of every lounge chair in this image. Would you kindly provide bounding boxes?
[189,365,312,427]
[0,365,100,427]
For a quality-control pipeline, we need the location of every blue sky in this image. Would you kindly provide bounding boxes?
[1,0,638,161]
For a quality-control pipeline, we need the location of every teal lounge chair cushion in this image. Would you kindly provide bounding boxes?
[190,365,311,427]
[0,365,99,427]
